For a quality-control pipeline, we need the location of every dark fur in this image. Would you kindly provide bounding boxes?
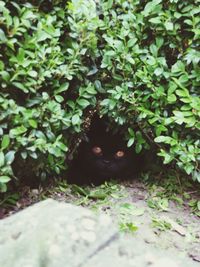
[68,117,143,185]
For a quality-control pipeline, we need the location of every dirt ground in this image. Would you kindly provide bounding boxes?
[48,178,200,264]
[1,177,200,265]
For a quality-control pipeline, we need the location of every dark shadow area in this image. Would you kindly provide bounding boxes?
[67,115,145,185]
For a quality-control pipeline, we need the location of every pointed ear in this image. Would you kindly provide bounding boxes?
[88,115,108,138]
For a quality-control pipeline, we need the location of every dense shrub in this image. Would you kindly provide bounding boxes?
[0,0,199,192]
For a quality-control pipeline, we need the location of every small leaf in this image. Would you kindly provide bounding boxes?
[10,126,27,136]
[54,82,69,95]
[127,138,134,147]
[154,68,163,76]
[143,0,162,16]
[149,17,161,24]
[0,176,11,183]
[55,95,64,103]
[107,0,113,9]
[155,136,169,143]
[13,82,29,93]
[28,70,37,77]
[56,142,68,152]
[0,29,7,42]
[128,128,135,137]
[72,114,80,125]
[77,99,90,108]
[28,119,38,128]
[5,150,15,164]
[0,151,5,167]
[17,48,25,63]
[1,135,10,150]
[87,67,98,76]
[164,22,174,31]
[167,94,177,103]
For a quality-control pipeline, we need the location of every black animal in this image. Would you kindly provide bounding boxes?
[68,116,143,185]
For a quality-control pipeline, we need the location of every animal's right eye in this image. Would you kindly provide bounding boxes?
[115,150,125,158]
[92,146,102,155]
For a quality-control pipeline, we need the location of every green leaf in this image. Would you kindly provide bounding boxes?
[0,176,11,183]
[56,142,68,152]
[72,114,80,125]
[10,126,27,136]
[164,22,174,31]
[77,99,90,108]
[163,153,173,164]
[176,89,190,98]
[135,143,142,153]
[146,56,156,65]
[1,71,10,81]
[87,67,98,76]
[5,150,15,164]
[143,0,162,16]
[149,17,161,24]
[71,184,89,196]
[1,135,10,150]
[126,55,135,65]
[54,83,69,95]
[13,82,29,93]
[94,80,105,93]
[28,119,38,128]
[17,48,25,63]
[173,111,184,118]
[101,99,110,106]
[0,151,5,167]
[128,128,135,137]
[86,86,96,95]
[155,136,171,143]
[28,70,38,78]
[0,29,7,42]
[154,68,163,76]
[127,138,134,147]
[167,94,177,103]
[48,146,62,157]
[37,30,51,42]
[55,95,64,103]
[107,0,113,9]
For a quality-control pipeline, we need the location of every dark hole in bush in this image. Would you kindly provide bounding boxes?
[67,115,148,185]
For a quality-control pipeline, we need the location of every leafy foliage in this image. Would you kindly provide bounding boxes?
[0,0,200,192]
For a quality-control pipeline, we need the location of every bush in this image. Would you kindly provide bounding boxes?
[0,0,199,192]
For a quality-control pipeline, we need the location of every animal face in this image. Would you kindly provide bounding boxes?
[78,134,133,180]
[68,116,142,185]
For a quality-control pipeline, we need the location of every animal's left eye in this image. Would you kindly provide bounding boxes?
[115,151,125,158]
[92,146,102,155]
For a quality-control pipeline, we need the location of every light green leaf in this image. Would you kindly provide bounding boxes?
[164,22,174,31]
[55,95,64,103]
[77,99,90,108]
[28,119,38,128]
[54,83,69,95]
[72,114,80,125]
[127,138,135,147]
[0,151,5,167]
[167,94,177,103]
[0,176,11,183]
[10,126,27,136]
[1,135,10,150]
[5,150,15,164]
[0,29,7,42]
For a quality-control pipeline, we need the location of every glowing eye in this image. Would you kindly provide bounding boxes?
[92,146,102,155]
[115,151,125,158]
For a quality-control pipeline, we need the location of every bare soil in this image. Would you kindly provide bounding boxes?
[1,178,200,265]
